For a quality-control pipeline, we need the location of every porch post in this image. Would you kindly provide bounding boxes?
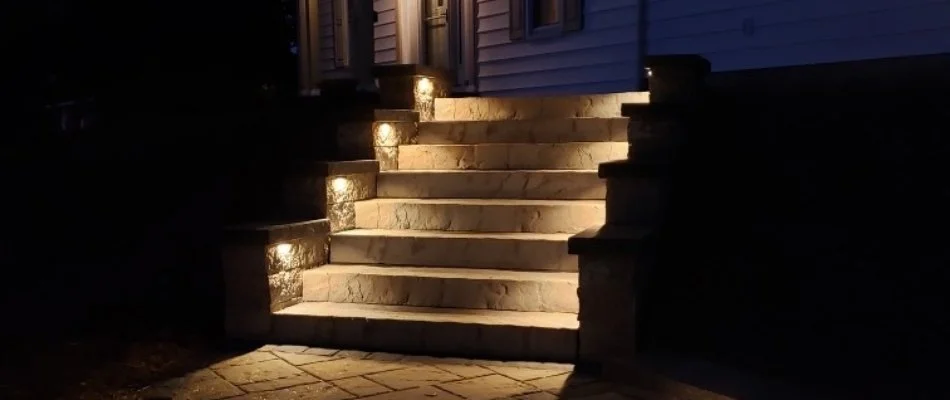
[298,0,321,95]
[348,0,378,92]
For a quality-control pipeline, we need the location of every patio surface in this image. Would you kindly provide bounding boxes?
[141,344,653,400]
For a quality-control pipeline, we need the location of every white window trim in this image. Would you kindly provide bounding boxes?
[526,0,566,40]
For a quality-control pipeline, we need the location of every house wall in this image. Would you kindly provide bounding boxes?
[374,0,400,64]
[475,0,644,96]
[318,0,337,71]
[648,0,950,72]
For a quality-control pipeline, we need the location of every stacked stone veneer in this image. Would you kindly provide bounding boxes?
[255,91,653,362]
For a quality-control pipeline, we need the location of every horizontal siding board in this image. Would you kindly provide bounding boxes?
[475,0,642,95]
[648,0,950,71]
[375,0,399,65]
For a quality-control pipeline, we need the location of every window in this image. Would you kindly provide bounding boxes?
[532,0,560,28]
[510,0,584,41]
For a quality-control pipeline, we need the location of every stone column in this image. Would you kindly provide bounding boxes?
[374,65,450,122]
[348,0,377,92]
[568,55,711,373]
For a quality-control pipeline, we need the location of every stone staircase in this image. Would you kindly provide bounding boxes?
[275,93,646,362]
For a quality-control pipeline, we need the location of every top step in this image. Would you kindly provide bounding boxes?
[434,92,650,121]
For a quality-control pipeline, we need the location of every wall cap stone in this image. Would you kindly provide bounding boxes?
[598,159,673,179]
[568,224,653,255]
[225,219,330,245]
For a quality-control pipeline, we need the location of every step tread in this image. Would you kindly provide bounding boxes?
[381,169,597,174]
[333,229,572,241]
[278,302,579,329]
[358,198,603,207]
[310,264,578,282]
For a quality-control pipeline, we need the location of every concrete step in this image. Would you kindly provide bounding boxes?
[302,265,579,313]
[377,170,605,200]
[330,229,576,271]
[416,118,628,144]
[433,91,649,121]
[397,142,626,170]
[355,198,604,234]
[273,302,579,361]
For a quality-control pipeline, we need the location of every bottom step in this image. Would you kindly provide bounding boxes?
[273,302,578,362]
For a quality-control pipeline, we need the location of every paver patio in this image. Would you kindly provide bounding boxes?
[141,345,649,400]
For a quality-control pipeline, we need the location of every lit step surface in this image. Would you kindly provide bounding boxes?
[377,170,605,200]
[302,265,579,313]
[397,142,626,170]
[273,302,578,361]
[433,91,649,121]
[354,198,604,234]
[330,229,576,271]
[416,118,628,144]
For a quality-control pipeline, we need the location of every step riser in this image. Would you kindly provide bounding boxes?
[355,201,605,234]
[271,314,578,362]
[433,92,649,121]
[417,119,628,144]
[377,171,606,200]
[330,235,577,271]
[303,271,579,313]
[398,143,626,170]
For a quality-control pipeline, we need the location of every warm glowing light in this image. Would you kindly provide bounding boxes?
[416,77,434,95]
[645,67,653,78]
[376,123,394,146]
[275,243,293,256]
[331,176,349,193]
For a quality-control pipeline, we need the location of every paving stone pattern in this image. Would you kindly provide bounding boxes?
[143,345,649,400]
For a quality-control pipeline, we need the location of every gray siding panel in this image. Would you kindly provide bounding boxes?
[318,0,337,71]
[475,0,643,96]
[647,0,950,71]
[375,0,399,64]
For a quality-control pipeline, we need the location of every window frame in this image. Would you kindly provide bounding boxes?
[526,0,566,39]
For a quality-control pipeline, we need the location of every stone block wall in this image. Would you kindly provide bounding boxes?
[222,220,330,340]
[375,65,451,122]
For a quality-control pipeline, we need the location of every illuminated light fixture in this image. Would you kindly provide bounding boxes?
[331,176,350,194]
[275,243,293,256]
[645,67,653,78]
[376,123,395,146]
[416,77,434,95]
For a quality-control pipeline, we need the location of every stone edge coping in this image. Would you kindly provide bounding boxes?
[373,64,452,82]
[224,219,330,245]
[375,109,419,122]
[282,160,380,177]
[598,159,673,179]
[604,353,824,400]
[567,224,653,255]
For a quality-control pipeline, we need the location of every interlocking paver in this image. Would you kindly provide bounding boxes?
[144,369,244,400]
[366,365,463,390]
[365,352,405,361]
[273,351,339,366]
[526,372,598,394]
[485,364,569,381]
[303,347,340,356]
[211,352,278,369]
[336,350,371,359]
[299,358,405,380]
[273,345,310,354]
[239,373,319,393]
[510,392,560,400]
[331,376,392,396]
[358,386,464,400]
[230,382,355,400]
[437,374,540,400]
[215,359,306,386]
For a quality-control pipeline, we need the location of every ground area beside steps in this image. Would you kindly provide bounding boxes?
[140,345,700,400]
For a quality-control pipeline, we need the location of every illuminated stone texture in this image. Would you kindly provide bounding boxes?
[302,265,579,312]
[372,121,417,147]
[222,220,330,339]
[433,92,649,121]
[354,198,604,234]
[376,170,606,200]
[374,146,399,171]
[414,75,450,122]
[397,142,626,170]
[274,302,579,361]
[326,173,377,205]
[329,230,576,271]
[417,118,628,144]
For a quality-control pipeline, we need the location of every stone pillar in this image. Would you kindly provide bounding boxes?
[222,220,330,340]
[374,65,450,121]
[348,0,377,92]
[568,55,710,373]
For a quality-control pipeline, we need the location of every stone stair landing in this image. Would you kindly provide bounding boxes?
[285,92,643,362]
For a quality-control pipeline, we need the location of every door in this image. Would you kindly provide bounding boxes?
[423,0,453,73]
